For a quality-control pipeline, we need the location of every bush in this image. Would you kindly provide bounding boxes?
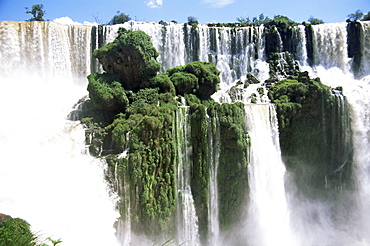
[0,218,36,246]
[108,11,131,25]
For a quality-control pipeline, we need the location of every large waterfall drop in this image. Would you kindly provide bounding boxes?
[176,100,201,246]
[0,21,118,245]
[244,104,296,246]
[293,21,370,245]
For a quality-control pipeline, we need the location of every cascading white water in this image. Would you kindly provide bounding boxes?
[311,22,350,71]
[0,21,118,245]
[244,104,296,246]
[207,115,220,246]
[4,18,370,246]
[176,100,200,246]
[98,22,269,88]
[289,21,370,245]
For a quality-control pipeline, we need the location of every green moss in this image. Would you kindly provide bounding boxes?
[93,29,161,91]
[209,103,249,230]
[0,218,36,246]
[269,72,352,198]
[94,28,159,62]
[149,74,176,95]
[170,72,198,95]
[188,103,210,242]
[168,61,220,99]
[87,73,128,112]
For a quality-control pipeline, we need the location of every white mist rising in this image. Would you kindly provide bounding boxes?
[0,21,118,246]
[243,104,297,246]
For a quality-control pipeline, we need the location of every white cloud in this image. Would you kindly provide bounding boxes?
[146,0,163,8]
[203,0,235,8]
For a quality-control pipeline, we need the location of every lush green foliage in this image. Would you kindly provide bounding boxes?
[82,27,243,241]
[0,218,36,246]
[267,72,352,197]
[268,72,330,129]
[94,29,159,63]
[209,103,250,230]
[167,61,220,99]
[87,73,128,112]
[237,13,298,26]
[347,9,365,21]
[25,4,45,21]
[92,29,161,91]
[108,11,131,25]
[109,88,178,235]
[170,72,198,95]
[308,16,324,25]
[187,16,199,27]
[149,74,176,95]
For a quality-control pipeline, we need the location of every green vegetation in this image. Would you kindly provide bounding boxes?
[82,27,222,240]
[346,9,370,21]
[187,16,199,27]
[0,217,36,246]
[0,215,62,246]
[25,4,45,21]
[308,16,324,25]
[167,61,220,99]
[108,11,131,25]
[363,11,370,21]
[237,14,298,26]
[268,72,352,196]
[93,28,160,91]
[209,103,250,230]
[87,73,129,112]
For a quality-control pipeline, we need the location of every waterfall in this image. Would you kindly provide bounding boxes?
[244,104,296,246]
[96,22,269,87]
[3,18,370,246]
[207,114,220,246]
[311,22,350,71]
[176,100,201,246]
[0,21,118,245]
[291,21,370,245]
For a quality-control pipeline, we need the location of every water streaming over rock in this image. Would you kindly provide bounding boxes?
[176,100,201,246]
[207,115,221,246]
[2,19,370,246]
[244,104,296,246]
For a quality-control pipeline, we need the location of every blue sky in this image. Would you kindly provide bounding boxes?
[0,0,369,24]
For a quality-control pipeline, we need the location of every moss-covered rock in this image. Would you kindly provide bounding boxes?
[269,71,353,197]
[87,73,129,112]
[93,29,160,91]
[149,74,176,95]
[168,61,220,99]
[170,72,198,95]
[106,88,178,237]
[209,103,250,231]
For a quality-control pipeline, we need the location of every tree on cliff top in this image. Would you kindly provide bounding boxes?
[25,4,45,21]
[108,11,131,25]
